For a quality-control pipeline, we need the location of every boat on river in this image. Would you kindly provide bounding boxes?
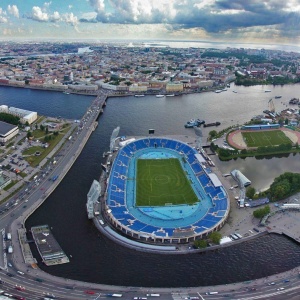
[203,122,221,127]
[184,119,205,128]
[156,94,165,98]
[135,94,145,97]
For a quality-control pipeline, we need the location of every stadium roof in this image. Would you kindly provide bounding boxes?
[195,153,206,163]
[0,121,18,136]
[208,173,222,187]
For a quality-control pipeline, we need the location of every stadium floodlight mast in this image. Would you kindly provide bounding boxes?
[110,126,120,152]
[194,127,203,149]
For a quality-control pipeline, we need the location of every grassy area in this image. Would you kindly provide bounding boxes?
[3,180,17,191]
[136,158,198,206]
[22,125,71,167]
[242,130,292,148]
[32,129,49,139]
[23,146,44,156]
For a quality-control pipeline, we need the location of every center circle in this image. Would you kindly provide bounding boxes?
[154,174,170,184]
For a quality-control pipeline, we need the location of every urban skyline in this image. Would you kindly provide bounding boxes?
[0,0,300,47]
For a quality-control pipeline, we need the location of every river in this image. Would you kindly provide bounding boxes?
[1,84,300,287]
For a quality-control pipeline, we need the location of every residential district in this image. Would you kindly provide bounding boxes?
[0,41,300,95]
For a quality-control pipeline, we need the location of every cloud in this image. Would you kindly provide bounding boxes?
[82,0,300,39]
[62,13,78,26]
[0,7,8,23]
[27,6,78,26]
[44,2,52,9]
[7,4,19,18]
[31,6,49,22]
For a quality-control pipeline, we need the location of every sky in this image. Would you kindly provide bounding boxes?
[1,0,300,46]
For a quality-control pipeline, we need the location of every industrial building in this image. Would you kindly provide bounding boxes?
[0,105,37,124]
[0,120,19,143]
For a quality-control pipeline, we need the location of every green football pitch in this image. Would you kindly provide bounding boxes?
[242,130,292,148]
[136,158,198,206]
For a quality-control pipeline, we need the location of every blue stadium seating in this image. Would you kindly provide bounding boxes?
[194,226,207,233]
[106,137,228,238]
[130,220,148,231]
[191,163,201,173]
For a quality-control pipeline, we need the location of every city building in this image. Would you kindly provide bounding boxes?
[0,120,19,143]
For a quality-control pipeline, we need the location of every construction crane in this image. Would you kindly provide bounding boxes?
[268,98,275,113]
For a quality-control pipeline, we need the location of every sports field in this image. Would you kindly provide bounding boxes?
[136,158,198,206]
[242,130,292,148]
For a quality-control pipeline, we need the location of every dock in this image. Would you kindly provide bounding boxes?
[31,225,69,266]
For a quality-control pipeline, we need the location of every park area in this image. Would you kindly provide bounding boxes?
[136,158,198,206]
[241,130,292,148]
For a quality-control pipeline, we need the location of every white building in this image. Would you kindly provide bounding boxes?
[0,105,37,124]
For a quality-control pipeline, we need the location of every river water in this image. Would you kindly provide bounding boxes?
[1,84,300,287]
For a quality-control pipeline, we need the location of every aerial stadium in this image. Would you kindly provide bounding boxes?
[104,136,230,244]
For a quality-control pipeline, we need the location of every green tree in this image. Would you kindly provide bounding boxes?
[246,187,256,199]
[209,231,222,244]
[45,127,49,135]
[40,124,44,131]
[253,205,270,218]
[209,130,218,139]
[26,131,33,139]
[194,239,207,249]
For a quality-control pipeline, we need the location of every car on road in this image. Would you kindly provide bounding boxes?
[35,277,43,282]
[268,282,276,285]
[8,262,12,267]
[13,296,26,300]
[277,287,285,291]
[15,285,25,291]
[85,290,95,294]
[6,273,14,277]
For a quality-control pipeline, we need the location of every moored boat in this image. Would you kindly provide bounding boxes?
[156,94,165,98]
[184,119,205,128]
[166,94,175,97]
[203,122,221,127]
[134,94,145,97]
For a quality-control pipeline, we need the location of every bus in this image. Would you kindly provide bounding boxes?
[106,294,123,297]
[230,234,239,240]
[235,233,243,239]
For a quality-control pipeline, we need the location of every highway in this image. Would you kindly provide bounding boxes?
[0,91,298,299]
